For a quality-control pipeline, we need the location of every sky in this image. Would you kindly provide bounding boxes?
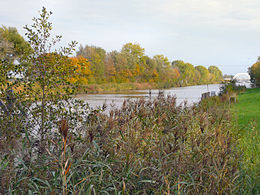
[1,0,260,75]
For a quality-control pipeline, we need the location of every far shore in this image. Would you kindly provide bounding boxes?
[76,81,223,94]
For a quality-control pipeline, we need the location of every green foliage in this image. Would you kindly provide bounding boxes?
[0,8,91,194]
[75,45,223,90]
[0,26,31,61]
[21,7,81,140]
[248,58,260,87]
[208,65,223,83]
[172,60,196,85]
[77,45,106,83]
[219,80,246,96]
[0,26,31,88]
[195,65,209,84]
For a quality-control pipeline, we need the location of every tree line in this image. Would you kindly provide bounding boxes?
[75,43,223,87]
[1,26,223,90]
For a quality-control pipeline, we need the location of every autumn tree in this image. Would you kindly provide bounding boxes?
[249,58,260,87]
[153,55,172,84]
[208,66,223,83]
[109,51,129,83]
[0,26,31,61]
[141,55,157,82]
[153,54,171,73]
[172,60,196,85]
[22,7,82,147]
[104,52,116,82]
[0,26,31,89]
[195,65,209,84]
[69,56,91,84]
[74,42,224,87]
[121,43,145,81]
[77,45,106,83]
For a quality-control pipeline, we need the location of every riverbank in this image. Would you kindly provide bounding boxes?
[231,88,260,193]
[231,88,260,133]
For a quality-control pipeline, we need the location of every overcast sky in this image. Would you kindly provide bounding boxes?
[1,0,260,75]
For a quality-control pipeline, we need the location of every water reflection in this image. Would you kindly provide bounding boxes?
[76,84,222,110]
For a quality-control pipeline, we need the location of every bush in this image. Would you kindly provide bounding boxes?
[219,80,246,96]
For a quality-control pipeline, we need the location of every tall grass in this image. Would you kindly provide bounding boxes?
[0,94,257,194]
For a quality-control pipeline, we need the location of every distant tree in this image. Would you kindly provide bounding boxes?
[77,45,106,83]
[153,55,171,73]
[104,52,116,82]
[208,66,223,82]
[0,33,14,59]
[140,55,156,82]
[109,51,129,83]
[0,26,31,61]
[0,26,31,86]
[153,55,171,68]
[195,65,209,84]
[74,43,224,87]
[248,58,260,87]
[194,69,201,84]
[121,43,145,81]
[121,43,145,61]
[172,60,195,85]
[69,56,91,84]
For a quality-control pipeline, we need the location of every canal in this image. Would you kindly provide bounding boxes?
[76,84,222,110]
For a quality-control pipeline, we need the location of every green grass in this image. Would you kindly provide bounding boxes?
[231,88,260,193]
[232,88,260,133]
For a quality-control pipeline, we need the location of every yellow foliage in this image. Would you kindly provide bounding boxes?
[69,56,91,84]
[135,64,140,75]
[173,68,180,78]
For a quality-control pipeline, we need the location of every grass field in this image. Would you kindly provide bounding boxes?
[232,88,260,134]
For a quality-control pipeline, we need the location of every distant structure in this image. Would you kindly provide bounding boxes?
[224,77,232,82]
[223,75,233,82]
[233,73,250,83]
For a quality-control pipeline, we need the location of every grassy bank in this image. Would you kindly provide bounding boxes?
[231,88,260,193]
[232,88,260,133]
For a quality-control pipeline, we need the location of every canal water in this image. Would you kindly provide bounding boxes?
[76,84,222,110]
